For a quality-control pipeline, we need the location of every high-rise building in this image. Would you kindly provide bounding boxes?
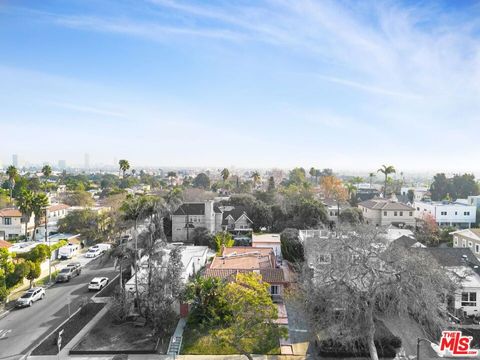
[12,154,18,167]
[58,160,66,170]
[84,153,90,170]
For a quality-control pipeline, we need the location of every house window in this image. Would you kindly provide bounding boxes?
[317,254,331,264]
[462,292,477,307]
[455,211,458,215]
[463,239,467,248]
[454,237,458,246]
[399,211,403,216]
[383,211,387,216]
[465,212,470,216]
[469,241,473,248]
[441,211,447,216]
[394,212,398,216]
[409,212,413,216]
[476,244,479,254]
[417,207,420,211]
[3,218,11,225]
[270,285,279,295]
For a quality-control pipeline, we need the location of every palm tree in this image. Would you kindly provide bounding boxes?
[131,169,136,177]
[17,190,34,239]
[309,167,316,183]
[369,172,375,189]
[31,193,49,240]
[167,171,177,186]
[346,182,357,200]
[6,165,18,203]
[251,171,261,188]
[118,159,130,178]
[41,165,52,192]
[120,195,156,311]
[377,165,396,197]
[220,168,230,183]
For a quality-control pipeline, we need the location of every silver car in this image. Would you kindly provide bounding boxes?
[16,287,45,307]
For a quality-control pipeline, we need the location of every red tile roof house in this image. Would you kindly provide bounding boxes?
[0,239,13,250]
[204,247,289,308]
[0,208,35,241]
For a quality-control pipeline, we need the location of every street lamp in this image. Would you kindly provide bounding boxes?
[417,337,444,360]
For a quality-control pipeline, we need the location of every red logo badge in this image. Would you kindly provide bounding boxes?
[438,331,478,357]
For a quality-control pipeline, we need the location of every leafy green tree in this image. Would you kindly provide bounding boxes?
[369,172,375,188]
[339,208,364,225]
[407,189,415,203]
[118,159,130,178]
[192,227,214,248]
[292,199,328,229]
[288,167,306,186]
[192,173,211,189]
[6,165,18,202]
[280,228,304,263]
[25,260,41,288]
[250,200,272,232]
[17,190,34,239]
[214,232,235,254]
[58,209,101,240]
[213,273,288,360]
[42,165,52,179]
[31,193,49,240]
[63,190,94,206]
[377,165,396,196]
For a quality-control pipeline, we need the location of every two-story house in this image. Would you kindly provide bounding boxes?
[171,201,223,242]
[358,198,415,227]
[0,208,35,240]
[34,203,71,239]
[414,200,476,228]
[221,206,253,233]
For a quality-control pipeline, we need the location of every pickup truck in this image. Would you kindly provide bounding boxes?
[55,262,82,282]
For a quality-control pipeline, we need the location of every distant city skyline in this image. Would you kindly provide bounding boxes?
[2,1,480,171]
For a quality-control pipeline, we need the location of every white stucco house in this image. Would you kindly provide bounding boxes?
[414,200,476,228]
[0,208,35,240]
[358,198,416,227]
[252,233,282,257]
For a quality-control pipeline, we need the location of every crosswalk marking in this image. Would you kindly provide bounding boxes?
[0,329,12,339]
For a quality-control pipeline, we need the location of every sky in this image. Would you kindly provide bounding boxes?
[1,0,480,171]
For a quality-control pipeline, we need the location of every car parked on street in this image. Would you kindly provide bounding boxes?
[85,247,102,258]
[16,287,45,307]
[56,263,82,282]
[88,277,109,291]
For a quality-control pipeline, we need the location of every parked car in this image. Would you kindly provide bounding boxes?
[16,287,45,307]
[56,263,82,282]
[85,247,102,258]
[91,243,112,253]
[88,277,109,291]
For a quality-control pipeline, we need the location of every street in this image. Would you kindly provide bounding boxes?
[0,255,117,360]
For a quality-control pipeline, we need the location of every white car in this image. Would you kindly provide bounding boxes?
[16,287,45,307]
[88,277,109,291]
[85,247,102,258]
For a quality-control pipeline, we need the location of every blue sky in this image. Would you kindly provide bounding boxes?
[1,0,480,171]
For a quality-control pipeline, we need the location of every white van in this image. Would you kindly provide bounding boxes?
[90,243,112,253]
[58,244,78,260]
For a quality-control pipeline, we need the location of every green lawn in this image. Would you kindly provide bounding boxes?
[181,323,281,355]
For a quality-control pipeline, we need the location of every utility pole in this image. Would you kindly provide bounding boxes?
[45,207,51,284]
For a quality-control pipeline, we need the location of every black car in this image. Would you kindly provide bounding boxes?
[55,263,81,282]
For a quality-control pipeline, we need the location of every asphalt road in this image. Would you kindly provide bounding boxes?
[0,255,117,360]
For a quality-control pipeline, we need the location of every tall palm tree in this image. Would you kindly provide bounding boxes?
[31,193,49,240]
[17,190,34,239]
[377,165,396,197]
[6,165,18,203]
[369,172,375,189]
[118,159,130,178]
[41,165,52,192]
[120,195,156,311]
[220,168,230,183]
[251,171,261,188]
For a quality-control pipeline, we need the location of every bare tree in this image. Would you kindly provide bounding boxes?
[300,225,457,360]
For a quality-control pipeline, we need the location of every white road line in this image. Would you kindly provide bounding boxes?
[0,329,12,339]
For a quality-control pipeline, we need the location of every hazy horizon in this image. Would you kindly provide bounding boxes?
[2,1,480,172]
